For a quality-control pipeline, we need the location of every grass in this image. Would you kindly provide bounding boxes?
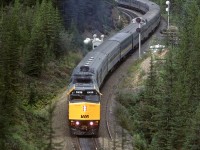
[118,54,150,90]
[115,105,134,131]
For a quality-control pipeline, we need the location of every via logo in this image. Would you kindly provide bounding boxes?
[83,105,87,112]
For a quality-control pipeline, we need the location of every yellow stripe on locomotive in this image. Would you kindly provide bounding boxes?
[69,102,100,120]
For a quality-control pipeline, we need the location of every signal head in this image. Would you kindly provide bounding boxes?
[136,17,141,23]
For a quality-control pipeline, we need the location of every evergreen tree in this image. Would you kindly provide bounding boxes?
[138,55,159,144]
[152,51,177,150]
[177,0,199,67]
[186,13,200,110]
[0,11,5,148]
[172,1,200,147]
[115,59,160,149]
[24,0,64,76]
[184,104,200,150]
[0,0,20,147]
[180,4,200,149]
[53,7,65,57]
[24,19,46,77]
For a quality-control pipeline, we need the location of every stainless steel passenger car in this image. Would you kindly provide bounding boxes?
[67,0,161,136]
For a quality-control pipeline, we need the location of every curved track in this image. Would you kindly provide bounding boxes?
[97,6,144,149]
[118,7,138,21]
[52,2,166,150]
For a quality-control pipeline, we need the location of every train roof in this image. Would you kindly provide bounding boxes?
[108,32,132,42]
[119,23,137,33]
[93,39,120,54]
[147,1,160,11]
[73,51,107,75]
[73,33,132,76]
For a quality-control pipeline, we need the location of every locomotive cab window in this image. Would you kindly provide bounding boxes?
[73,78,93,84]
[69,90,100,102]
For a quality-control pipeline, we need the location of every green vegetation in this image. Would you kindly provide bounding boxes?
[59,0,117,34]
[0,0,116,148]
[116,0,200,149]
[0,0,82,149]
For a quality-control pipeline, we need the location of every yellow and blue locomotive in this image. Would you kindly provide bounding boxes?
[67,65,101,135]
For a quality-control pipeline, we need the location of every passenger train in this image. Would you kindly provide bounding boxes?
[67,0,161,135]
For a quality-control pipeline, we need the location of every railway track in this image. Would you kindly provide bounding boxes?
[96,7,144,150]
[71,7,138,150]
[72,136,99,150]
[104,5,142,139]
[105,93,113,140]
[118,7,138,21]
[52,0,165,149]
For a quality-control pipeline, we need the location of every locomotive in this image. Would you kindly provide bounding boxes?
[67,0,160,135]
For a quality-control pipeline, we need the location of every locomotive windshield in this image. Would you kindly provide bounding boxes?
[73,78,93,84]
[70,90,100,103]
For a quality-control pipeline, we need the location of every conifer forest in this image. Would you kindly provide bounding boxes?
[0,0,200,149]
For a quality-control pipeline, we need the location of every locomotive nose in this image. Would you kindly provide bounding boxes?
[69,102,100,120]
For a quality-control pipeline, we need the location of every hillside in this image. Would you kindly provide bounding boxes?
[58,0,115,33]
[0,0,118,149]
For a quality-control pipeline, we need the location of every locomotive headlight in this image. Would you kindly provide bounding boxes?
[75,121,80,126]
[89,121,94,126]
